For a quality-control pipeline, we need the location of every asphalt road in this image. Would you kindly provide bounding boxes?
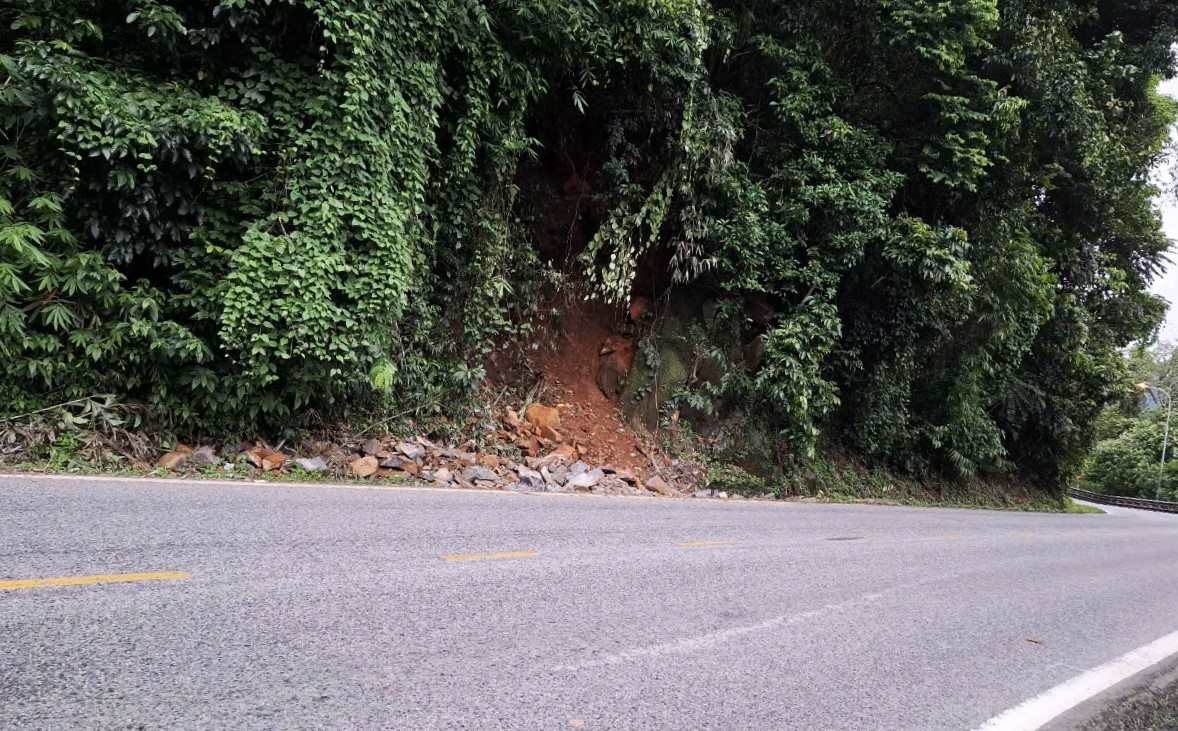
[2,475,1178,730]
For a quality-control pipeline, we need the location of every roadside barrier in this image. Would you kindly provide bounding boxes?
[1069,487,1178,514]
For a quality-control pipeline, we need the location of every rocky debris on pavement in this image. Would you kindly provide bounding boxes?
[645,475,675,496]
[592,475,644,496]
[149,403,714,499]
[461,465,498,485]
[567,467,605,490]
[513,465,545,490]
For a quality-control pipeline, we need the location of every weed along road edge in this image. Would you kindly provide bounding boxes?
[3,475,1178,729]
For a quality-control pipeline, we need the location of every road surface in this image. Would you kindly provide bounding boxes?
[2,475,1178,729]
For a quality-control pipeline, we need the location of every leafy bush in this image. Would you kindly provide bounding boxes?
[1084,420,1178,500]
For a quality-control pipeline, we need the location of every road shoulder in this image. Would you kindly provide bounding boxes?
[1044,653,1178,730]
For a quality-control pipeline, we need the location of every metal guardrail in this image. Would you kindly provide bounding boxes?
[1069,487,1178,514]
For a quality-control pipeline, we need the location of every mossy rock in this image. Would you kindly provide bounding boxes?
[621,318,690,430]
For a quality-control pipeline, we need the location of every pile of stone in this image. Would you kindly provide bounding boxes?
[153,403,701,498]
[343,432,667,497]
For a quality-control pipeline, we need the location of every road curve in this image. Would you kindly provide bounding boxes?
[2,475,1177,729]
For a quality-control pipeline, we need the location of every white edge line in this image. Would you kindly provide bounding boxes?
[0,472,744,504]
[976,629,1178,731]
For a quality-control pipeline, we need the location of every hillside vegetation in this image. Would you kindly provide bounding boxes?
[2,1,1176,496]
[1084,345,1178,500]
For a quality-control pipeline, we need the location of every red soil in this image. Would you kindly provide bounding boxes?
[531,302,653,477]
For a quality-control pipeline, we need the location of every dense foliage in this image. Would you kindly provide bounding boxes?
[1084,346,1178,499]
[1085,418,1178,499]
[2,1,1175,491]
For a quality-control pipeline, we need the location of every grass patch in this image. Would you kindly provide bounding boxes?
[772,453,1087,513]
[1081,667,1178,730]
[1064,498,1104,514]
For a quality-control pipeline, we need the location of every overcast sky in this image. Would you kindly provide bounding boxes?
[1150,76,1178,343]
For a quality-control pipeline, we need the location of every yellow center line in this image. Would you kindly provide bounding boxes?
[441,550,538,563]
[676,540,736,549]
[0,571,190,592]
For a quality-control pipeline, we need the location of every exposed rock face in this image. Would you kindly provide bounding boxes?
[620,319,691,430]
[596,335,635,400]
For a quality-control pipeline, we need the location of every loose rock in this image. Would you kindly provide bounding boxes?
[362,438,384,457]
[516,435,542,458]
[398,442,426,461]
[351,456,379,478]
[462,465,498,483]
[612,469,638,484]
[541,465,567,487]
[261,451,286,471]
[545,444,577,463]
[157,450,189,471]
[504,408,522,428]
[438,448,477,465]
[568,468,605,490]
[593,476,639,496]
[190,446,219,466]
[645,475,676,496]
[515,465,545,491]
[295,456,329,473]
[246,447,285,471]
[525,403,561,430]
